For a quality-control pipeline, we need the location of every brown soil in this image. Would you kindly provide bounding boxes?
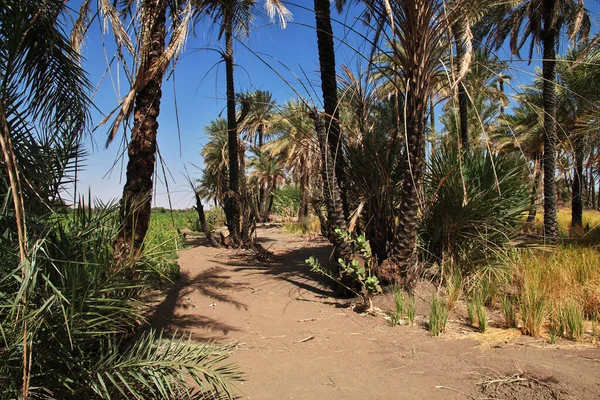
[150,226,600,399]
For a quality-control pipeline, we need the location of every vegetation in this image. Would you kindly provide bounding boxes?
[5,0,600,396]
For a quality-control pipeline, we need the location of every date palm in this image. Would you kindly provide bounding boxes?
[268,99,320,220]
[485,0,591,238]
[199,0,290,244]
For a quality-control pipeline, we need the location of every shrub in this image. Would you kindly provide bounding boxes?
[0,202,241,398]
[422,145,529,277]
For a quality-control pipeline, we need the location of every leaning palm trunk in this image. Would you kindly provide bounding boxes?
[541,22,558,238]
[115,0,167,266]
[313,0,349,221]
[224,16,242,244]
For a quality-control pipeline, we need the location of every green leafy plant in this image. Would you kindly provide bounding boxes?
[306,229,381,313]
[429,295,449,336]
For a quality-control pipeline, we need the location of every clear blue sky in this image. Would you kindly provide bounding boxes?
[74,2,600,209]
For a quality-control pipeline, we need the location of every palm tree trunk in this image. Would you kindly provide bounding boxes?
[379,78,428,284]
[429,97,436,158]
[454,25,469,151]
[541,23,558,238]
[571,136,584,229]
[313,0,349,222]
[313,111,352,262]
[194,191,220,247]
[224,16,241,243]
[115,0,166,265]
[526,154,542,228]
[298,158,309,221]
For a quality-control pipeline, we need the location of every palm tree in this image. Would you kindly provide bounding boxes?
[199,0,291,244]
[485,0,591,238]
[313,0,350,221]
[368,0,457,284]
[200,118,230,206]
[1,0,90,394]
[268,100,320,220]
[238,90,278,219]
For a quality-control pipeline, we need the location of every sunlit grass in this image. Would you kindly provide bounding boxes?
[533,208,600,239]
[283,216,321,235]
[513,246,600,321]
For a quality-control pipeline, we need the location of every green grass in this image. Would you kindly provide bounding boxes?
[429,295,449,336]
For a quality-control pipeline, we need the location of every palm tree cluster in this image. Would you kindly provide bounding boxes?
[196,0,600,285]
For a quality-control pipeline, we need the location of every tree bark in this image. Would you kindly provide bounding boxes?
[526,153,542,228]
[298,158,310,221]
[194,191,220,247]
[313,0,349,221]
[454,25,469,151]
[224,15,241,244]
[115,0,166,265]
[571,136,584,229]
[313,111,352,262]
[541,15,558,238]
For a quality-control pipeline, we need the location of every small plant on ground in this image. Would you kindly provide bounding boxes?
[520,277,546,337]
[467,300,476,326]
[475,296,487,333]
[429,294,449,336]
[306,229,381,313]
[564,301,584,341]
[500,295,518,328]
[406,295,416,326]
[446,268,462,311]
[390,286,405,326]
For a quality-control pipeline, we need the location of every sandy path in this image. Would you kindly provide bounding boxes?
[150,226,600,399]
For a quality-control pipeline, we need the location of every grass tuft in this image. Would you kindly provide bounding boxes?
[429,294,448,336]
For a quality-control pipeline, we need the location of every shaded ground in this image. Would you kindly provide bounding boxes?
[150,226,600,399]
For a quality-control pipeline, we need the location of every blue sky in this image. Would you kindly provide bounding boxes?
[75,2,600,209]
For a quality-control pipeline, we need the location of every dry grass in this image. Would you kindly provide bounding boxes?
[533,208,600,240]
[513,246,600,319]
[282,216,321,235]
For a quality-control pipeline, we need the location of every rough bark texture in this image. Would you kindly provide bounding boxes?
[376,0,432,286]
[541,15,558,239]
[313,0,349,221]
[194,191,220,247]
[298,158,310,221]
[455,28,469,151]
[223,17,242,244]
[527,154,542,228]
[313,112,352,263]
[571,137,584,229]
[115,0,166,264]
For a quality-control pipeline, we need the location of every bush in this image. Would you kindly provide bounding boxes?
[422,145,530,277]
[0,202,241,398]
